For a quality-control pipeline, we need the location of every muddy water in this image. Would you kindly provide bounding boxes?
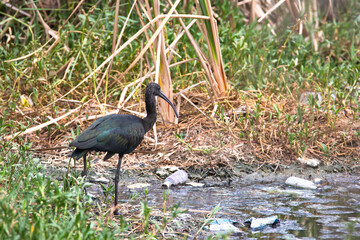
[114,174,360,239]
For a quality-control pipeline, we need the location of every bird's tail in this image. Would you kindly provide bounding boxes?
[71,148,88,160]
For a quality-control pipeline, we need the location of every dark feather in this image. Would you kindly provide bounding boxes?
[103,152,115,161]
[70,114,146,155]
[69,83,179,215]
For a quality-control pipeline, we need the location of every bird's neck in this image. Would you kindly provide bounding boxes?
[143,95,157,132]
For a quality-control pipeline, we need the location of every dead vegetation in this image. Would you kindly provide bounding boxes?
[20,83,360,173]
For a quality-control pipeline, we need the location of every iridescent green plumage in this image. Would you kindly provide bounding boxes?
[70,82,178,215]
[70,114,146,160]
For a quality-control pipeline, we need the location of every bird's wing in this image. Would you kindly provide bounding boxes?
[70,115,115,149]
[70,115,145,154]
[96,126,145,154]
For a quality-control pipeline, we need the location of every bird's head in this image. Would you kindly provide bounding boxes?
[145,82,179,118]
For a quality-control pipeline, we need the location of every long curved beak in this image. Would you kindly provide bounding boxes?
[157,90,179,118]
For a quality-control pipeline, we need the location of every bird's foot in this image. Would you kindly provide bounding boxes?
[114,209,120,216]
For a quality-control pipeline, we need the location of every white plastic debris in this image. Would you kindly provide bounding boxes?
[298,157,320,167]
[285,176,317,190]
[206,219,241,233]
[163,170,188,188]
[245,215,279,229]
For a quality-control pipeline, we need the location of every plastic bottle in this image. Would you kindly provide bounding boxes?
[163,170,188,188]
[285,176,317,189]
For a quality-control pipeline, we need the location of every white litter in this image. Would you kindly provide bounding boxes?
[285,176,317,190]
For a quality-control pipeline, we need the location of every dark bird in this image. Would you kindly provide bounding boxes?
[70,82,178,215]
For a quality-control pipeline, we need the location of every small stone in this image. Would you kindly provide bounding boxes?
[313,178,324,184]
[298,157,320,167]
[156,168,169,178]
[177,213,192,220]
[164,165,179,172]
[87,193,97,199]
[186,182,205,187]
[94,177,110,184]
[229,105,250,117]
[127,183,151,189]
[347,198,358,205]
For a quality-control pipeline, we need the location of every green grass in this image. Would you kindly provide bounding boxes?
[0,121,123,239]
[218,13,360,94]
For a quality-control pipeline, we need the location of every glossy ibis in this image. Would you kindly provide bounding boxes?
[70,82,178,215]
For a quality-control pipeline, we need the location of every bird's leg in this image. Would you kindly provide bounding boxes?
[114,154,123,216]
[81,155,88,196]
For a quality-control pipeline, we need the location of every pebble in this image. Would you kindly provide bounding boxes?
[313,178,324,184]
[163,165,180,172]
[156,169,169,178]
[298,157,320,167]
[94,177,110,184]
[127,183,151,189]
[186,182,205,187]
